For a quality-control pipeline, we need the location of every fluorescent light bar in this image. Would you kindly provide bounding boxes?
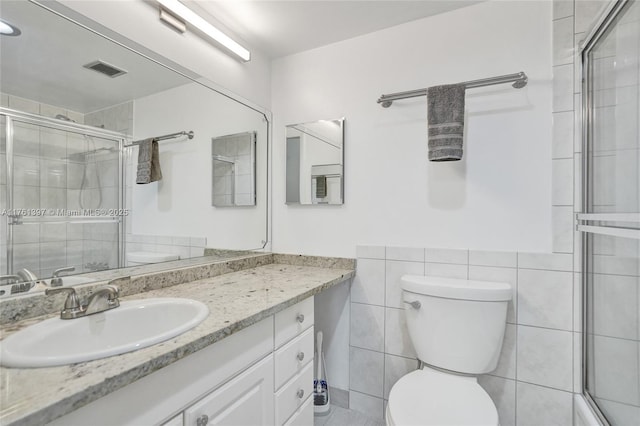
[157,0,250,62]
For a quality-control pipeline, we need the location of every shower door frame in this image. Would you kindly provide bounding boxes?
[579,0,640,424]
[1,107,127,275]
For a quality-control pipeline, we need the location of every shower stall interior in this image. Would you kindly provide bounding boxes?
[1,108,125,282]
[580,0,640,424]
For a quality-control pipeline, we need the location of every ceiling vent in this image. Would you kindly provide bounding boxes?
[83,60,127,78]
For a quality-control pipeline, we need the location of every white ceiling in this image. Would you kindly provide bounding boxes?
[0,1,482,113]
[189,1,483,59]
[0,1,189,114]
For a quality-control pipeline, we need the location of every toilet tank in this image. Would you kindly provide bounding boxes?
[401,275,511,375]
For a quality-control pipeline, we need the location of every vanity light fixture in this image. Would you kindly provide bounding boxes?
[157,0,251,62]
[0,19,21,36]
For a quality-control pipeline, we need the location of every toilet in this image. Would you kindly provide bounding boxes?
[386,275,512,426]
[126,251,180,267]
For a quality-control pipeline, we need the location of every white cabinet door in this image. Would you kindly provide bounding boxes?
[183,355,274,426]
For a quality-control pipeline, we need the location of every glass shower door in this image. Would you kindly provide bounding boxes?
[580,1,640,424]
[1,109,124,281]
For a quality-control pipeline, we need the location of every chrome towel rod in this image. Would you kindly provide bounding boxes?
[377,71,528,108]
[127,130,194,146]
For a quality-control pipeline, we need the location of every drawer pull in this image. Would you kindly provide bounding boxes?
[296,389,305,399]
[296,314,305,323]
[297,351,305,361]
[196,414,209,426]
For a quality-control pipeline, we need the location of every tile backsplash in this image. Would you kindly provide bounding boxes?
[351,245,580,426]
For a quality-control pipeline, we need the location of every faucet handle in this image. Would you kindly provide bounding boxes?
[46,287,84,319]
[53,266,75,278]
[50,266,76,287]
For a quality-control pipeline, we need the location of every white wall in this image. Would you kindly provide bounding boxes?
[271,0,553,258]
[58,0,271,108]
[132,83,268,250]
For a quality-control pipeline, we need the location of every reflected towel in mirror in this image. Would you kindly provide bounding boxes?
[136,138,163,184]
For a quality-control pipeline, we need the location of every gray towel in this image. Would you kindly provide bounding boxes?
[316,176,327,198]
[427,84,466,161]
[136,138,163,184]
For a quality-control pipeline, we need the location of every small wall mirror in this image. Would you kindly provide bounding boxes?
[286,118,344,205]
[212,132,257,207]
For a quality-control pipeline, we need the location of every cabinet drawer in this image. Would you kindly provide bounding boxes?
[275,361,314,425]
[283,396,313,426]
[275,326,314,390]
[275,297,314,348]
[184,355,274,426]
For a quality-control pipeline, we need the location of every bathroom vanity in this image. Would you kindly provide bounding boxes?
[0,254,354,426]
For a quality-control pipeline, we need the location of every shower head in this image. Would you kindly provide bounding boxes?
[55,114,76,122]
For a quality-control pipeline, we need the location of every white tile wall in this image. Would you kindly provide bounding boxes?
[478,375,517,426]
[349,346,384,398]
[1,93,121,277]
[125,233,207,262]
[351,258,385,306]
[517,325,573,391]
[352,245,578,424]
[516,382,573,426]
[350,303,384,352]
[517,269,573,330]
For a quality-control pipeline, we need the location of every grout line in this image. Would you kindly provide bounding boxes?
[517,379,575,394]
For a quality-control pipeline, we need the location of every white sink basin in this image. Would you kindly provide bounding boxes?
[0,298,209,368]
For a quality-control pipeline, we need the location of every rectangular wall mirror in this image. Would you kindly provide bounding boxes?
[286,118,344,205]
[0,0,269,297]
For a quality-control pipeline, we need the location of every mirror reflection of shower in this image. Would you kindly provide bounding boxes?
[57,113,114,209]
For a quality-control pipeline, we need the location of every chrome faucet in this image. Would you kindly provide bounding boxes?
[2,270,39,295]
[50,266,76,287]
[46,283,120,319]
[85,285,120,315]
[16,268,38,283]
[0,275,21,296]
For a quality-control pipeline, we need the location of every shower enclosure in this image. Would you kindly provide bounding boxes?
[1,108,125,282]
[580,0,640,424]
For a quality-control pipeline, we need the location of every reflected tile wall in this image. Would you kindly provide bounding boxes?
[125,234,207,262]
[1,93,122,277]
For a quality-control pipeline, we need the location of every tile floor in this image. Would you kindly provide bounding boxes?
[314,406,385,426]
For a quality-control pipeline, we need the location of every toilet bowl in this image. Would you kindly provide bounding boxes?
[126,251,179,267]
[386,367,498,426]
[386,275,511,426]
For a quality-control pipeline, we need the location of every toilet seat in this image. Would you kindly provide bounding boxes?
[386,368,499,426]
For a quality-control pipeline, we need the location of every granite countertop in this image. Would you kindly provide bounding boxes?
[0,263,354,426]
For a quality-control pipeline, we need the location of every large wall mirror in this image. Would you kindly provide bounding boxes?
[286,118,344,205]
[0,1,269,297]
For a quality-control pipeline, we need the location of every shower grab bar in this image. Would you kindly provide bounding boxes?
[376,71,528,108]
[577,225,640,240]
[127,130,194,147]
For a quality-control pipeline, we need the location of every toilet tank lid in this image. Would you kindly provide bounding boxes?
[127,251,180,263]
[401,275,511,301]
